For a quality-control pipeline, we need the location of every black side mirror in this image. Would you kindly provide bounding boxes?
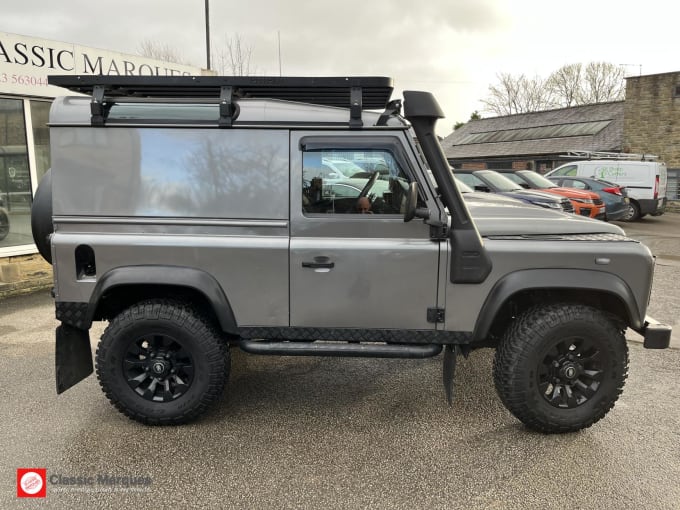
[404,182,430,223]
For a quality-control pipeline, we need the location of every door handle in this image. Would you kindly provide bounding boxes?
[302,261,335,269]
[302,256,335,269]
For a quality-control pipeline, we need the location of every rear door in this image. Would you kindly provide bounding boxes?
[289,131,442,330]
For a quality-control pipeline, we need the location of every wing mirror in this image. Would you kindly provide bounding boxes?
[404,182,431,222]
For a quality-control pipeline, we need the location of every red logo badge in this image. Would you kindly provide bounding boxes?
[17,468,47,498]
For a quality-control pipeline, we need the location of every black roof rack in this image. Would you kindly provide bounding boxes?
[48,75,394,128]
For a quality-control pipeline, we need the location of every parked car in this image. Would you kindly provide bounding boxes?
[302,156,364,183]
[494,169,605,220]
[453,169,574,213]
[547,176,630,222]
[0,196,9,241]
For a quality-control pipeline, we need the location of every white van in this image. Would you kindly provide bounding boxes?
[548,155,667,221]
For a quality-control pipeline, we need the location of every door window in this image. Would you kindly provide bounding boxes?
[552,165,577,176]
[302,149,414,215]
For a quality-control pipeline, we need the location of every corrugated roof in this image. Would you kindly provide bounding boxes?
[443,101,624,159]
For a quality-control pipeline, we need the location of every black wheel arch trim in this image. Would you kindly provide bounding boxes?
[473,268,642,342]
[85,265,238,334]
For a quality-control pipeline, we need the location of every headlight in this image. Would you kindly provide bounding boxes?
[534,201,562,209]
[573,198,594,204]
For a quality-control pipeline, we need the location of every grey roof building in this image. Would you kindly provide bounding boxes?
[442,101,624,170]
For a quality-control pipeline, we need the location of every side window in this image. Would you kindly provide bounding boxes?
[504,173,528,187]
[302,149,414,215]
[553,165,577,177]
[456,173,485,190]
[563,179,586,190]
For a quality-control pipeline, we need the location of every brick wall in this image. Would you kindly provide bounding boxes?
[460,162,487,170]
[0,254,52,299]
[624,72,680,167]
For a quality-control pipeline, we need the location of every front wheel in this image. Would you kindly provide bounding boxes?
[493,304,628,433]
[95,300,230,425]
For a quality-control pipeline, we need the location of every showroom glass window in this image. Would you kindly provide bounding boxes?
[0,98,32,248]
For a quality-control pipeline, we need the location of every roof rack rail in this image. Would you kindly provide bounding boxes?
[47,75,394,128]
[562,150,659,161]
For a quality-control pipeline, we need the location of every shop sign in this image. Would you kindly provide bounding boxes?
[0,31,205,98]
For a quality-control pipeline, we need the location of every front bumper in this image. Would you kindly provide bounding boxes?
[635,316,672,349]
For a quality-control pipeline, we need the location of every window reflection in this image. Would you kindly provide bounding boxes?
[0,98,32,247]
[302,149,411,215]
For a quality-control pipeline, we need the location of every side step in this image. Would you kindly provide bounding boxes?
[239,340,442,359]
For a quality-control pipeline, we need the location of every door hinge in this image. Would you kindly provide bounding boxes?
[427,307,445,323]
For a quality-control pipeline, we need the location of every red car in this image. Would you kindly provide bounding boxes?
[496,170,606,219]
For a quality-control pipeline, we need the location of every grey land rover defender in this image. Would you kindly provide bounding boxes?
[31,75,671,433]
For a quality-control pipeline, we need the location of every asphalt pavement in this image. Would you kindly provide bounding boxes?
[1,214,679,509]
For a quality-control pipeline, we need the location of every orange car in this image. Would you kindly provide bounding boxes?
[497,170,606,219]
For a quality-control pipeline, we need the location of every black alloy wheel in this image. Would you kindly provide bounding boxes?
[123,333,195,402]
[537,336,603,409]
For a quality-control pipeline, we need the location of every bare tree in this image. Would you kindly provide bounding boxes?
[481,73,554,116]
[483,62,625,116]
[581,62,625,103]
[138,39,186,64]
[213,34,256,76]
[547,63,583,107]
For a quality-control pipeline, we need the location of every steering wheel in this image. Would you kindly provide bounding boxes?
[358,171,380,198]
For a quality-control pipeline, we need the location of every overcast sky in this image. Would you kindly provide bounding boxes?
[2,0,677,134]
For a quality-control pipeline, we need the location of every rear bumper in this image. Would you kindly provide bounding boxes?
[639,197,667,216]
[634,316,672,349]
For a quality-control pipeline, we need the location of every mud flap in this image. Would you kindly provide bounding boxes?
[443,345,458,406]
[56,324,93,394]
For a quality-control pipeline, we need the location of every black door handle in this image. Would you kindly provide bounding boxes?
[302,261,335,269]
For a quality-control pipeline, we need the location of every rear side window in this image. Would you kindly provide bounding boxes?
[562,179,587,190]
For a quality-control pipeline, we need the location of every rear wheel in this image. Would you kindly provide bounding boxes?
[493,304,628,433]
[95,299,230,425]
[622,201,640,221]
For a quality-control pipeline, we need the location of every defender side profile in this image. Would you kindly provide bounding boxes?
[32,75,671,433]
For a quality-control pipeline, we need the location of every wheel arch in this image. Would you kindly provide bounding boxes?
[87,265,238,335]
[473,269,641,344]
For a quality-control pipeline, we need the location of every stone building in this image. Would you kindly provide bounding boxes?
[443,71,680,200]
[624,71,680,198]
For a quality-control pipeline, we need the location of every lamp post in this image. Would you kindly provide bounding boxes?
[205,0,211,70]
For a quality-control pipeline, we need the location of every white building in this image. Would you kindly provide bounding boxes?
[0,31,208,294]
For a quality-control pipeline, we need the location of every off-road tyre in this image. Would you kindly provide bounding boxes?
[493,304,628,433]
[95,299,230,425]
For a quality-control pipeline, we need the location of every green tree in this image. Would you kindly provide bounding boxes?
[454,111,482,130]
